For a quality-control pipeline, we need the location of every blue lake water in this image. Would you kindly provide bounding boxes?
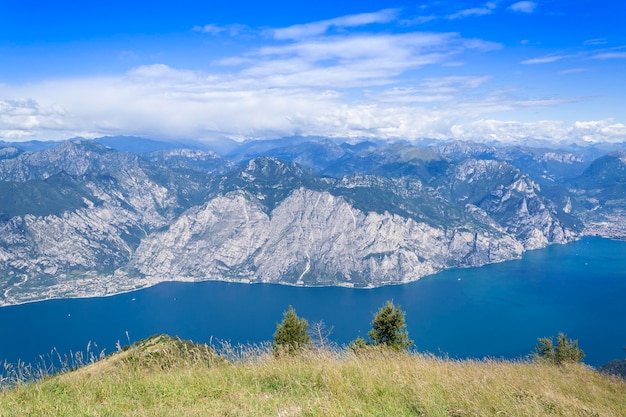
[1,237,625,367]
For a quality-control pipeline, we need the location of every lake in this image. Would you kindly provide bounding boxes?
[1,237,625,367]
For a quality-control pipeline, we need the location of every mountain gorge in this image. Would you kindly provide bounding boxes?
[0,137,624,305]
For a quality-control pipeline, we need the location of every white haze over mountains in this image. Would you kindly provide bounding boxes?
[1,6,625,145]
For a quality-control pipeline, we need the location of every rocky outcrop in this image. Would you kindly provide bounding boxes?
[130,188,526,287]
[448,159,575,249]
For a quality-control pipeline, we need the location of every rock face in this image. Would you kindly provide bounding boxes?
[0,137,622,305]
[127,155,570,288]
[447,159,574,249]
[131,188,524,287]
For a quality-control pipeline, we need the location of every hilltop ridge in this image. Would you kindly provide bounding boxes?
[1,335,624,416]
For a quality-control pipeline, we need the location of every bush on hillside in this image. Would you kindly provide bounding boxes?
[348,336,369,353]
[534,332,585,365]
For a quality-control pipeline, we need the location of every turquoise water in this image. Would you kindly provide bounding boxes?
[1,237,625,367]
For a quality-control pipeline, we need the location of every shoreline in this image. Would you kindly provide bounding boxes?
[1,235,623,309]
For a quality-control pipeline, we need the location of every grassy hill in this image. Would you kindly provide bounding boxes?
[0,335,624,416]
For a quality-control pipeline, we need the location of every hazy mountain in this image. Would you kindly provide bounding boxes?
[0,140,64,152]
[93,136,184,153]
[433,141,592,185]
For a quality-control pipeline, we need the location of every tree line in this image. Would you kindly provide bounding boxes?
[273,301,585,365]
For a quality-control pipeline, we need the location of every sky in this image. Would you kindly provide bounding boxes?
[0,0,625,144]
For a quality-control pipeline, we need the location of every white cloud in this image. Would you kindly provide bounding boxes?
[508,1,537,13]
[369,87,453,104]
[447,2,497,20]
[400,15,437,26]
[591,52,626,60]
[368,76,491,104]
[238,33,499,89]
[584,38,607,46]
[118,50,138,61]
[193,24,223,35]
[451,119,567,142]
[0,99,67,139]
[193,23,248,36]
[558,68,588,75]
[0,20,508,141]
[572,119,626,142]
[271,9,398,40]
[0,9,623,146]
[451,92,579,119]
[521,54,572,64]
[521,46,626,65]
[0,65,596,144]
[1,71,622,143]
[450,118,626,143]
[419,75,492,93]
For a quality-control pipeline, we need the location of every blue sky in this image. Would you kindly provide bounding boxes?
[1,0,625,143]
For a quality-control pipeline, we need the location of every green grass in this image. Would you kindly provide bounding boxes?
[1,335,624,416]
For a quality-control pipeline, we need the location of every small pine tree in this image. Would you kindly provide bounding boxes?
[368,300,413,351]
[534,332,585,365]
[273,305,310,355]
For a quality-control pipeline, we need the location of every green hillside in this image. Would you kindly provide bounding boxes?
[1,335,624,417]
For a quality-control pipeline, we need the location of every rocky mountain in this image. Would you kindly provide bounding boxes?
[565,151,626,238]
[433,141,590,185]
[0,137,623,305]
[129,157,536,288]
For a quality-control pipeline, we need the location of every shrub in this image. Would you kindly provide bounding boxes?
[534,332,585,365]
[348,336,369,354]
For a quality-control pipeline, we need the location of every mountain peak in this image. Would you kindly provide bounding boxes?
[240,157,313,181]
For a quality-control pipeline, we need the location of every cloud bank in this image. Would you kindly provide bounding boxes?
[0,7,624,145]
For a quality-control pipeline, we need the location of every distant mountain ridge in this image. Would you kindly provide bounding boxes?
[0,136,624,305]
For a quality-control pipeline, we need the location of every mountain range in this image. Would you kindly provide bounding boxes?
[0,136,625,305]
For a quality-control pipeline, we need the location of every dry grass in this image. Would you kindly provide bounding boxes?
[0,337,624,416]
